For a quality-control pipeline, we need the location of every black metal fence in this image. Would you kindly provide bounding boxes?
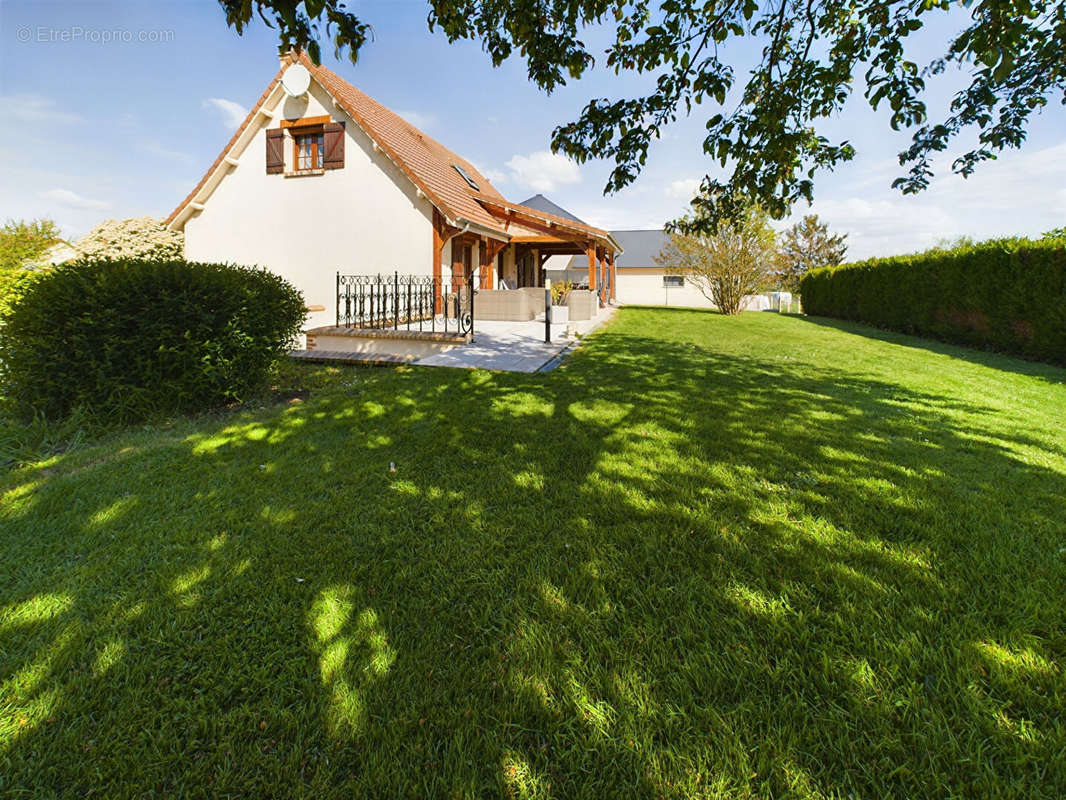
[336,272,475,337]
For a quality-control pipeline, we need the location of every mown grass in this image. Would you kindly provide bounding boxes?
[2,308,1064,798]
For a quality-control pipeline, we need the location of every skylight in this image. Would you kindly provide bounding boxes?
[452,164,480,191]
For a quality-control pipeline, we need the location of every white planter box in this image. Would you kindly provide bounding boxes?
[549,304,570,324]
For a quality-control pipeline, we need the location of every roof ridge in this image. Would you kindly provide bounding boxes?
[305,56,505,199]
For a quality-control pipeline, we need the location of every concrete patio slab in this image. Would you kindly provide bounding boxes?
[414,306,616,372]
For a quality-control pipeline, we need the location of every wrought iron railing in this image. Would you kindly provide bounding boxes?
[336,272,475,337]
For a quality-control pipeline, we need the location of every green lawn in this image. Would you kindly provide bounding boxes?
[2,308,1064,798]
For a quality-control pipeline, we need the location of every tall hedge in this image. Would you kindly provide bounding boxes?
[0,258,306,421]
[799,238,1066,364]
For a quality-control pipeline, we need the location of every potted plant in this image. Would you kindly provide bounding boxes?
[549,280,574,324]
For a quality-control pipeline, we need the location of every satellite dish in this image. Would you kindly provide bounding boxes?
[281,64,310,97]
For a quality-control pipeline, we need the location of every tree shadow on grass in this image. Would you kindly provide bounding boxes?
[2,314,1065,797]
[800,313,1066,382]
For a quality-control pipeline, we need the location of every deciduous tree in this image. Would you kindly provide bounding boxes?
[656,198,776,315]
[0,219,65,313]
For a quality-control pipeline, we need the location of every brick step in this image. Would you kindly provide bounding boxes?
[288,350,413,366]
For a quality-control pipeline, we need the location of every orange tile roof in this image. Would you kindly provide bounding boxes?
[167,52,617,250]
[477,196,612,241]
[298,53,511,234]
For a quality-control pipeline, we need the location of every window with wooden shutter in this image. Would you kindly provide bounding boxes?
[265,129,284,174]
[323,122,345,169]
[293,129,324,170]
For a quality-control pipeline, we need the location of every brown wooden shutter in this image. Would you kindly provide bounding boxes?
[265,129,284,174]
[323,122,345,169]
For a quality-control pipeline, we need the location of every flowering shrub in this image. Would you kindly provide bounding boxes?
[73,217,184,261]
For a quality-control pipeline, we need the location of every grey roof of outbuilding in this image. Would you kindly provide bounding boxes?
[517,194,587,224]
[610,229,670,268]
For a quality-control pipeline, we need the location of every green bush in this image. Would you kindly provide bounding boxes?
[0,258,306,421]
[800,238,1066,364]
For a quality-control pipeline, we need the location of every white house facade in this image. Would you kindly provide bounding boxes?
[167,52,622,337]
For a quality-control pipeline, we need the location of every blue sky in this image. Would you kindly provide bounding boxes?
[2,1,1064,259]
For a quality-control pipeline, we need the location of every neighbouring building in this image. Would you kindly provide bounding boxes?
[608,229,716,309]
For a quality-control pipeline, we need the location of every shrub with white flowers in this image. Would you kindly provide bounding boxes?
[73,217,184,261]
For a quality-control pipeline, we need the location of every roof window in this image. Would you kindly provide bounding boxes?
[452,164,480,191]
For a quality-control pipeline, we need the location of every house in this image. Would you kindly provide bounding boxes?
[166,52,621,353]
[608,229,715,309]
[582,227,770,311]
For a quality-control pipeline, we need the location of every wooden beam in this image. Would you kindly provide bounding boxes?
[508,235,574,245]
[481,199,608,242]
[488,206,598,243]
[280,114,331,129]
[586,243,597,291]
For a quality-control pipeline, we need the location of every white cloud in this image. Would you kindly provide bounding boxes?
[203,98,248,129]
[665,178,701,200]
[2,94,82,125]
[39,188,110,211]
[504,151,582,192]
[395,110,436,130]
[793,141,1066,260]
[470,161,508,185]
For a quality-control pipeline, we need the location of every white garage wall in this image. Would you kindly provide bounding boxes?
[615,268,717,309]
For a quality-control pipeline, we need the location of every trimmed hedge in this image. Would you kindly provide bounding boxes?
[0,258,306,421]
[800,238,1066,364]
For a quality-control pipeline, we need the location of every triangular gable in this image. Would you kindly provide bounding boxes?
[165,67,286,228]
[167,52,619,253]
[167,53,510,237]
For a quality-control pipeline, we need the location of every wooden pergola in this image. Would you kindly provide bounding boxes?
[476,198,620,303]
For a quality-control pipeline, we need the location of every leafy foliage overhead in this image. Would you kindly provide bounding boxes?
[218,0,1066,227]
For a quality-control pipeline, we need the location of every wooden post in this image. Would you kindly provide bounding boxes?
[479,238,493,289]
[598,247,607,305]
[608,250,616,302]
[586,243,597,292]
[432,210,444,315]
[432,208,460,315]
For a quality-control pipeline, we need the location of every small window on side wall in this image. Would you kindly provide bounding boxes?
[663,275,684,288]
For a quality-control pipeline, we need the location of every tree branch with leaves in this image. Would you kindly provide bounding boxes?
[219,0,1066,229]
